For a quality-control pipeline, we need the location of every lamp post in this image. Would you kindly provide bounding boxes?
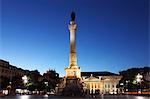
[44,82,48,94]
[136,73,143,94]
[7,82,12,95]
[119,82,124,94]
[125,80,130,92]
[22,75,28,93]
[22,75,28,84]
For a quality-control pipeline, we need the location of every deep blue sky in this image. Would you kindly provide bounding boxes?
[1,0,149,76]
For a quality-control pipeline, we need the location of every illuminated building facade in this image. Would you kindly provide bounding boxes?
[81,72,122,94]
[0,60,25,80]
[0,59,27,90]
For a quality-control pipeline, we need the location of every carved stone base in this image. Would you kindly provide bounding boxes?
[62,78,83,96]
[65,66,81,78]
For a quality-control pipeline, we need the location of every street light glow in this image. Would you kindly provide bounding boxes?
[136,73,143,83]
[22,75,28,84]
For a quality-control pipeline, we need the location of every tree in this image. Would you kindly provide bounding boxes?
[26,70,41,91]
[119,67,150,91]
[11,76,24,94]
[43,69,59,91]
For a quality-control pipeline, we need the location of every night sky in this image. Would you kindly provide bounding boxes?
[1,0,149,76]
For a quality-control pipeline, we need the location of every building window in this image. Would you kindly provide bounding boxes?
[73,71,76,76]
[105,85,107,88]
[108,84,110,88]
[2,69,4,73]
[112,85,114,88]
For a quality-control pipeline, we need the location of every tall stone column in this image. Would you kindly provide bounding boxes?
[65,12,81,78]
[69,20,77,67]
[62,12,82,96]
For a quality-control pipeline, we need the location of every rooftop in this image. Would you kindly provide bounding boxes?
[81,71,119,76]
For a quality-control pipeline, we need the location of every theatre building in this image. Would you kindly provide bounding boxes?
[81,72,122,94]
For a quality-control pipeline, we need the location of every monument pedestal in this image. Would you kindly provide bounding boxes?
[63,66,82,96]
[65,66,81,78]
[62,77,83,96]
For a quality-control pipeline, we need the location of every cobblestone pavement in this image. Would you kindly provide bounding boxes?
[0,95,149,99]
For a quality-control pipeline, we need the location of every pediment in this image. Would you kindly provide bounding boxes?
[83,76,100,82]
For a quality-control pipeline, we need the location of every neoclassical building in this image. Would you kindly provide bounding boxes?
[81,72,122,94]
[0,59,26,80]
[0,59,28,90]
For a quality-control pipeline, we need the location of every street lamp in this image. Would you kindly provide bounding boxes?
[22,75,28,84]
[125,80,130,92]
[44,82,48,94]
[22,75,28,94]
[136,73,143,93]
[136,73,143,83]
[7,82,12,95]
[44,82,48,86]
[119,83,124,94]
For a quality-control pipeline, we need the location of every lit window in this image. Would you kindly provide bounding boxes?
[73,71,76,76]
